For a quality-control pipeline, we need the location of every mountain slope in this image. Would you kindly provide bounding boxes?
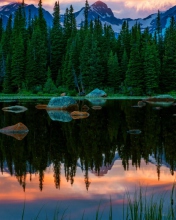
[0,1,176,35]
[0,2,53,27]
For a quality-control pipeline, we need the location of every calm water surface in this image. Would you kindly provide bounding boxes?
[0,99,176,220]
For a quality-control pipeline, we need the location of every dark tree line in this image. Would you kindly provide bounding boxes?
[0,1,176,95]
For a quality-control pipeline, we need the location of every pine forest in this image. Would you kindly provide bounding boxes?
[0,0,175,96]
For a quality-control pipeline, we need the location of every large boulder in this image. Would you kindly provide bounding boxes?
[47,110,72,122]
[47,96,78,111]
[86,88,107,98]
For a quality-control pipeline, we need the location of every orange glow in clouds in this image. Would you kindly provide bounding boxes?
[0,0,176,18]
[0,159,175,203]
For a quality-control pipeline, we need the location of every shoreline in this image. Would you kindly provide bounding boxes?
[0,94,154,101]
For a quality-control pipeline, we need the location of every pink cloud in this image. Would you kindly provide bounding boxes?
[0,0,176,18]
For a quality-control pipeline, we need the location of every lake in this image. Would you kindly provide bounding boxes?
[0,98,175,220]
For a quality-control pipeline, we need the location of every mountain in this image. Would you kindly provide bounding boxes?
[1,1,176,35]
[74,1,176,35]
[0,2,53,27]
[74,1,122,29]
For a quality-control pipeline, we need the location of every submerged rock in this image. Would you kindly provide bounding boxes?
[2,105,28,113]
[47,96,78,111]
[92,106,102,110]
[82,105,89,112]
[153,107,162,110]
[35,104,47,109]
[0,122,29,140]
[86,88,107,98]
[47,110,72,122]
[127,129,142,135]
[131,105,142,108]
[71,111,89,119]
[138,101,146,107]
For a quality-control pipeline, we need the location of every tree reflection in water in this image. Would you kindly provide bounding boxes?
[0,99,176,191]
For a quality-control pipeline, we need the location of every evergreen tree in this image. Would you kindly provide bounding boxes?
[161,16,176,92]
[0,16,3,42]
[26,25,47,91]
[43,67,57,93]
[84,0,89,30]
[89,39,103,89]
[11,33,25,92]
[125,24,144,95]
[63,5,77,48]
[79,31,91,91]
[37,0,47,38]
[144,42,160,95]
[62,37,79,91]
[50,1,63,82]
[121,49,128,81]
[2,14,12,59]
[0,45,5,91]
[3,55,12,93]
[107,51,121,92]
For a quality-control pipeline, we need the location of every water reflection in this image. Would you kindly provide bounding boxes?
[0,99,176,219]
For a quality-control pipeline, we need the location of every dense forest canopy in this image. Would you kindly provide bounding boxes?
[0,0,176,96]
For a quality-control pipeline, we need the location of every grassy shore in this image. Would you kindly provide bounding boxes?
[0,93,152,101]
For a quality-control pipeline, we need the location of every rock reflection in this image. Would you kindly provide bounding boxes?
[0,122,29,140]
[2,105,28,113]
[127,129,142,134]
[47,110,72,122]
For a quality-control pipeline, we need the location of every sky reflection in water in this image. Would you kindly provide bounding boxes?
[0,99,176,219]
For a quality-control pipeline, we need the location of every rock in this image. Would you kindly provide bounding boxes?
[92,106,102,110]
[0,122,29,133]
[144,94,174,107]
[0,122,29,140]
[131,105,142,108]
[138,101,146,107]
[1,132,28,140]
[82,105,89,111]
[71,111,89,119]
[153,107,162,110]
[86,88,107,98]
[47,96,78,111]
[127,129,141,135]
[35,104,47,109]
[47,110,72,122]
[60,93,66,96]
[2,105,28,113]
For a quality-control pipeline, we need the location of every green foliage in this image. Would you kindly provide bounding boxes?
[107,51,121,92]
[50,1,63,82]
[43,68,58,94]
[0,0,176,95]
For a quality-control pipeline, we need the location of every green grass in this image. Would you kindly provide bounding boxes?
[20,185,176,220]
[1,91,176,100]
[123,185,176,220]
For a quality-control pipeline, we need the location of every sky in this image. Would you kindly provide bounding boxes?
[0,0,176,18]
